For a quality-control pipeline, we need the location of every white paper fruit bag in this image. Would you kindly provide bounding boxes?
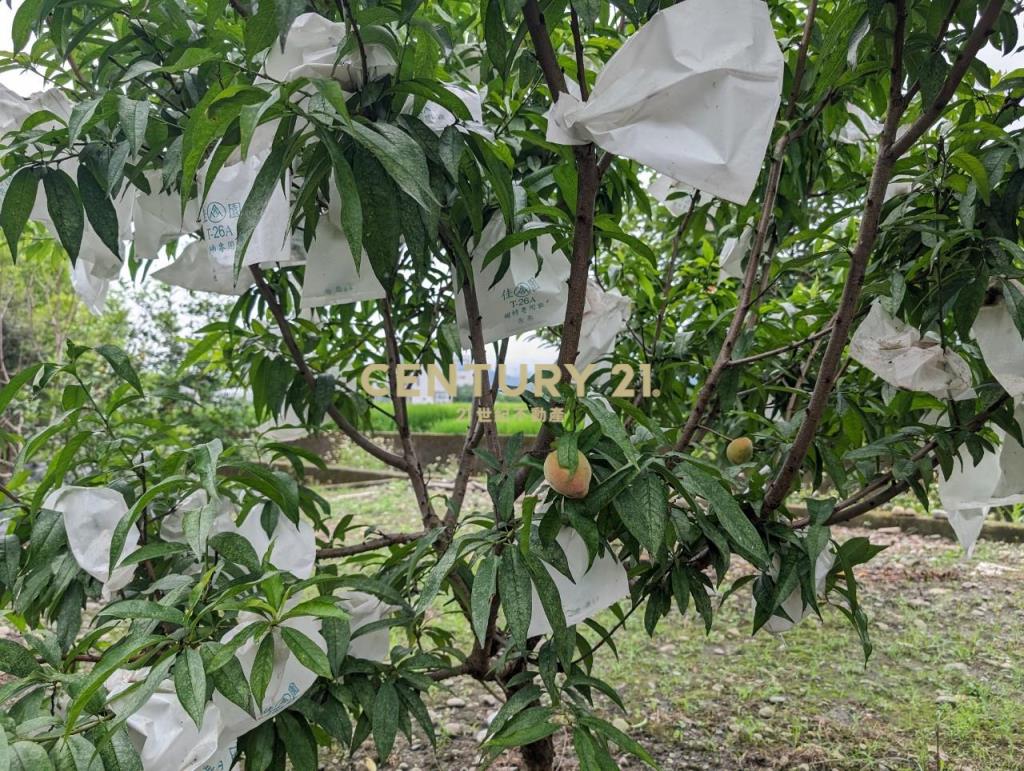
[134,170,202,260]
[765,543,835,634]
[850,301,974,400]
[152,242,254,296]
[576,280,631,368]
[339,591,398,661]
[42,486,138,600]
[972,285,1024,397]
[198,148,291,270]
[719,227,754,282]
[937,402,1024,556]
[528,527,629,637]
[106,668,223,771]
[300,219,385,309]
[263,13,396,92]
[545,0,783,204]
[455,216,570,347]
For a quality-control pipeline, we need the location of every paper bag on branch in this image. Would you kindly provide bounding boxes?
[937,402,1024,556]
[718,227,754,282]
[837,103,883,145]
[263,13,396,92]
[162,491,316,579]
[850,301,974,400]
[300,218,385,309]
[528,527,629,637]
[152,242,254,295]
[339,591,398,662]
[134,170,202,260]
[198,148,291,270]
[42,486,138,600]
[210,611,326,762]
[764,543,835,634]
[576,280,631,368]
[417,84,491,137]
[972,285,1024,397]
[106,668,223,771]
[545,0,783,204]
[455,216,570,347]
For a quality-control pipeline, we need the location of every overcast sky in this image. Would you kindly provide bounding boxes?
[0,3,1019,370]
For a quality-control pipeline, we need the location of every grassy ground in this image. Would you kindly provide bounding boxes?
[321,481,1024,771]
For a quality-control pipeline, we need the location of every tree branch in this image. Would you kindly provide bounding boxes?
[315,530,426,559]
[675,0,822,451]
[761,2,1002,515]
[379,296,441,529]
[248,266,409,471]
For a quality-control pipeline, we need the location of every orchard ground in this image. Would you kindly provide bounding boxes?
[313,473,1024,771]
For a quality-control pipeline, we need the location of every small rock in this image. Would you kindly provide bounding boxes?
[445,697,467,708]
[612,717,631,733]
[443,721,465,736]
[481,694,499,707]
[768,695,787,704]
[757,705,775,718]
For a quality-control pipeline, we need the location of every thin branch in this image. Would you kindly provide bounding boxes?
[337,0,370,88]
[674,0,823,450]
[726,324,834,368]
[248,266,408,471]
[379,296,440,529]
[315,530,425,559]
[569,5,589,101]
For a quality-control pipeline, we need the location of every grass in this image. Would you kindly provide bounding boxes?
[319,480,1024,770]
[367,401,541,435]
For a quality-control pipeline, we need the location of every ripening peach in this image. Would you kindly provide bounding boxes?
[543,450,592,499]
[726,436,754,465]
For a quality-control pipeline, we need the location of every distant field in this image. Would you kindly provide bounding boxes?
[368,401,541,435]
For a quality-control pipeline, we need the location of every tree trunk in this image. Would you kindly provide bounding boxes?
[520,734,555,770]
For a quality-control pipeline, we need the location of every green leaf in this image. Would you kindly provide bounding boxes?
[95,345,143,395]
[42,169,84,261]
[486,706,558,749]
[579,714,658,767]
[10,742,53,771]
[950,150,990,205]
[77,166,120,259]
[556,433,579,475]
[498,549,532,648]
[1,169,39,260]
[174,648,206,729]
[675,462,769,570]
[117,97,149,156]
[322,136,363,261]
[98,600,185,626]
[235,140,290,272]
[280,626,332,678]
[249,634,274,709]
[0,639,40,677]
[67,99,100,145]
[94,728,142,771]
[372,681,400,760]
[282,597,350,622]
[276,711,317,769]
[209,531,261,572]
[471,554,498,645]
[321,616,350,677]
[581,397,638,464]
[50,735,102,771]
[615,472,667,555]
[205,646,252,715]
[341,121,437,214]
[11,0,42,52]
[0,363,39,414]
[1,534,21,591]
[524,552,570,660]
[413,541,461,614]
[1001,280,1024,341]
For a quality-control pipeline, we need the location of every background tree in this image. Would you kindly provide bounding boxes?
[0,1,1022,770]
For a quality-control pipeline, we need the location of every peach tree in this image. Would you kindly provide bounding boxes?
[0,0,1022,769]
